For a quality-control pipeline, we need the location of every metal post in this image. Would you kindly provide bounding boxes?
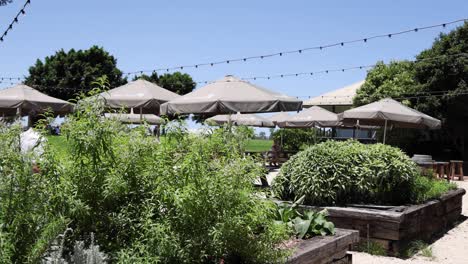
[140,107,143,122]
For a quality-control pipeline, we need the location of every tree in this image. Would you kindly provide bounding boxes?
[132,72,159,84]
[133,71,195,95]
[413,22,468,120]
[24,46,127,100]
[354,61,420,107]
[353,22,468,164]
[258,131,266,139]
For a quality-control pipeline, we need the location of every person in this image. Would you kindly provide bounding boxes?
[268,139,282,167]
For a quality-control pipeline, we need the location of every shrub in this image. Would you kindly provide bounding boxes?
[272,140,420,206]
[0,123,68,263]
[411,175,457,204]
[49,80,290,263]
[113,127,290,263]
[271,128,318,152]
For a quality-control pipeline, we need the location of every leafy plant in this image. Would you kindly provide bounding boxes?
[291,210,335,239]
[411,175,456,203]
[274,196,335,239]
[36,80,290,263]
[273,140,420,206]
[0,122,69,263]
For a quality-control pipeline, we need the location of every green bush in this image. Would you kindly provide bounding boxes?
[411,176,457,204]
[54,81,288,262]
[0,123,69,263]
[271,128,318,152]
[272,140,421,206]
[0,79,291,263]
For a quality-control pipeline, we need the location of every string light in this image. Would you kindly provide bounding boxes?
[0,0,32,44]
[3,53,467,92]
[297,89,468,99]
[123,18,467,75]
[0,77,24,81]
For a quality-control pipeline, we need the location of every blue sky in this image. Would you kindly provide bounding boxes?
[0,0,467,131]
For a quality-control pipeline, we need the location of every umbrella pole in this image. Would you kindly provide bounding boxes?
[227,113,232,132]
[140,107,143,122]
[281,129,283,147]
[383,119,388,144]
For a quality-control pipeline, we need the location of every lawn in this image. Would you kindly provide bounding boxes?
[47,135,273,154]
[45,135,69,157]
[245,139,273,152]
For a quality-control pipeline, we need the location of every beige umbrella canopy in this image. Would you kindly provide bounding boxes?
[100,79,180,114]
[342,98,441,143]
[303,80,364,107]
[269,112,291,125]
[104,113,163,125]
[277,106,340,128]
[160,75,302,115]
[0,84,74,116]
[207,113,275,128]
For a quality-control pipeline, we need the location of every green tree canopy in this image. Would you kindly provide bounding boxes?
[353,22,468,161]
[354,61,419,107]
[355,22,468,118]
[24,46,126,100]
[413,22,468,120]
[133,71,196,95]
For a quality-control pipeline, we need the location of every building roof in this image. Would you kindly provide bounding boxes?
[303,80,365,107]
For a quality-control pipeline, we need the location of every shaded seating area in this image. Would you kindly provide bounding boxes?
[413,155,465,181]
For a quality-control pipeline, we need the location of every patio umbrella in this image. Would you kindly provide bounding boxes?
[277,106,340,128]
[160,75,302,115]
[206,113,275,127]
[342,98,441,143]
[100,79,180,114]
[0,84,74,116]
[104,113,163,125]
[269,112,291,125]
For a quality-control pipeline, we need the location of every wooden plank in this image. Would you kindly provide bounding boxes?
[287,229,358,264]
[325,207,403,223]
[280,188,465,256]
[439,188,466,202]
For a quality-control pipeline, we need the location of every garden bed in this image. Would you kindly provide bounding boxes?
[297,188,465,255]
[287,228,359,264]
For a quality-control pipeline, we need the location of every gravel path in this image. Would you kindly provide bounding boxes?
[351,180,468,264]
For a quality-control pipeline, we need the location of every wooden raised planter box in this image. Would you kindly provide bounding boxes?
[299,188,465,254]
[287,228,359,264]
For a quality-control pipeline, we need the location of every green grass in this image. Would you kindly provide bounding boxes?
[45,135,69,158]
[403,240,433,259]
[245,139,273,152]
[356,240,387,256]
[47,135,273,154]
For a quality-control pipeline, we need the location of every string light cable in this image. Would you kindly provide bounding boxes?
[0,0,31,43]
[0,76,24,81]
[156,52,468,85]
[123,18,467,75]
[2,52,467,93]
